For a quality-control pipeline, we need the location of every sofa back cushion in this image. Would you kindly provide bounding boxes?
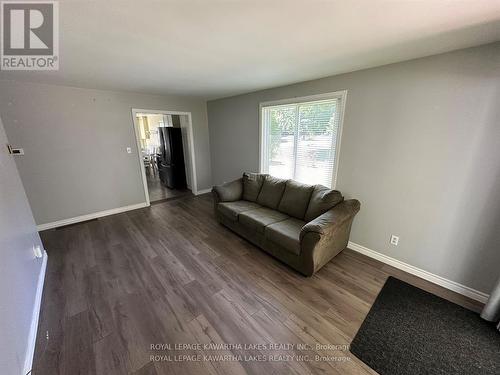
[278,180,314,219]
[242,172,266,202]
[304,185,344,222]
[257,175,287,209]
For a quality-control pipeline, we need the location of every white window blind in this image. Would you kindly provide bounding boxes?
[261,94,344,188]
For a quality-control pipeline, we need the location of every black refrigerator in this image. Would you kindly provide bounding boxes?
[158,127,187,189]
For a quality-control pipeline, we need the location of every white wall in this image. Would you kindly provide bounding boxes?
[0,115,46,374]
[0,81,212,226]
[207,42,500,294]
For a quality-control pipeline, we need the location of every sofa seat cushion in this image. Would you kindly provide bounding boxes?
[218,201,261,222]
[265,218,305,255]
[278,180,314,219]
[239,207,289,233]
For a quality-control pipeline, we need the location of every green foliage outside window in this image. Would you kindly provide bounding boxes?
[268,102,336,159]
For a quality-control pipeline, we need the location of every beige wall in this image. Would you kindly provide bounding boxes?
[0,81,211,225]
[207,42,500,294]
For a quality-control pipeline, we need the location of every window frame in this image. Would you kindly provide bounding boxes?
[258,90,347,189]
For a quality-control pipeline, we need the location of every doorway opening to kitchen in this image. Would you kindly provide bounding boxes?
[132,109,197,204]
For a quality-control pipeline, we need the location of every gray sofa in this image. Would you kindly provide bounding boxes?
[212,172,360,276]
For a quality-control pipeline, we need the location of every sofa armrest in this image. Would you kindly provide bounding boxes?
[300,199,360,240]
[299,199,360,275]
[212,178,243,203]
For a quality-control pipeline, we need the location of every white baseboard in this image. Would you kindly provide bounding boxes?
[36,202,149,231]
[23,251,48,375]
[194,188,212,195]
[348,241,489,304]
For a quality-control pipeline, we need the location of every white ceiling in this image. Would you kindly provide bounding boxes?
[1,0,499,99]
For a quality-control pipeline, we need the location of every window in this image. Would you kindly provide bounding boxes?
[260,92,346,188]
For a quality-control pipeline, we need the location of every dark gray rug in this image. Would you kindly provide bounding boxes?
[350,277,500,375]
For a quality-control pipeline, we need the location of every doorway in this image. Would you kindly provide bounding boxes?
[131,109,198,204]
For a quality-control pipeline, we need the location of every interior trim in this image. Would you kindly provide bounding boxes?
[194,188,212,195]
[348,241,489,304]
[23,251,48,375]
[36,202,148,231]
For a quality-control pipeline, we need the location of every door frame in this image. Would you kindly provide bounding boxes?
[131,108,199,205]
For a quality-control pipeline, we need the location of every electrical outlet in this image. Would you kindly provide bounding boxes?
[390,235,399,246]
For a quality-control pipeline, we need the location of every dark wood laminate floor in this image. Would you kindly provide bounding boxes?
[33,194,483,375]
[146,172,191,202]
